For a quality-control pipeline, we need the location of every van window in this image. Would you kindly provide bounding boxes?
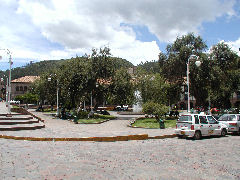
[218,115,228,121]
[194,115,199,124]
[199,116,208,124]
[178,115,192,122]
[229,115,236,121]
[237,115,240,121]
[207,116,217,124]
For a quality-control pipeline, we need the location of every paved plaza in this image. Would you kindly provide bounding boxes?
[0,102,240,179]
[0,102,175,138]
[1,135,240,179]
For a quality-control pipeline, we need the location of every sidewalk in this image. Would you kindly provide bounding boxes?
[0,102,175,139]
[0,101,12,114]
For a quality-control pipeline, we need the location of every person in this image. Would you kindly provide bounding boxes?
[61,107,66,119]
[175,110,179,117]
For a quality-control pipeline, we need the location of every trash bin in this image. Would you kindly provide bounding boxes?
[159,119,165,129]
[73,115,78,124]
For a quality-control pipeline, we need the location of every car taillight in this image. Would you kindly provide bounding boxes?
[229,123,237,126]
[191,125,194,130]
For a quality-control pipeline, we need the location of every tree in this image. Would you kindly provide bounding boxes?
[208,42,239,108]
[15,93,38,104]
[137,72,169,105]
[161,33,207,83]
[57,57,92,109]
[159,33,209,107]
[108,68,135,105]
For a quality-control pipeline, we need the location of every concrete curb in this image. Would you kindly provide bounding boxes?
[0,133,177,142]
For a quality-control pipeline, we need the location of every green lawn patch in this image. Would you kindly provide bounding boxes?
[132,118,176,129]
[43,108,56,113]
[77,118,108,124]
[12,105,20,108]
[77,114,116,124]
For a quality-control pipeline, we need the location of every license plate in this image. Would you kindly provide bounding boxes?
[208,130,213,134]
[181,131,185,135]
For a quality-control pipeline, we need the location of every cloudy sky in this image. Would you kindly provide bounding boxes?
[0,0,240,70]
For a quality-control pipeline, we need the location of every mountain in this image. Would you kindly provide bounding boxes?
[0,57,134,81]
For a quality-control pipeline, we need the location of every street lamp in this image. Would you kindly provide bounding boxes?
[186,54,201,113]
[0,49,12,115]
[48,75,59,117]
[90,82,99,113]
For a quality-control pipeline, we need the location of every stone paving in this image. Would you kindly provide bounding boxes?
[0,135,239,179]
[0,101,12,114]
[0,102,240,179]
[0,102,175,138]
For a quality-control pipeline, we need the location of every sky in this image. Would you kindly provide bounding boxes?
[0,0,240,70]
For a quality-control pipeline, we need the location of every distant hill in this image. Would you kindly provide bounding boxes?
[0,57,134,81]
[137,60,160,73]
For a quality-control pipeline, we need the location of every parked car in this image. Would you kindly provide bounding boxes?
[175,113,228,140]
[218,114,240,134]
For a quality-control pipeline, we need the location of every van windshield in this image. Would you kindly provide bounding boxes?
[178,115,192,122]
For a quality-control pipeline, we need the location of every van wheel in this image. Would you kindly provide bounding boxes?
[193,131,201,140]
[221,129,227,137]
[238,128,240,135]
[177,135,183,139]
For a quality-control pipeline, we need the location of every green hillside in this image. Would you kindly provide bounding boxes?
[0,57,133,80]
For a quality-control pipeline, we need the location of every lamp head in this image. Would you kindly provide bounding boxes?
[195,60,201,67]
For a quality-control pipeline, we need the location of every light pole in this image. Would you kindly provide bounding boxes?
[48,75,59,117]
[186,54,201,113]
[0,49,12,115]
[90,82,99,113]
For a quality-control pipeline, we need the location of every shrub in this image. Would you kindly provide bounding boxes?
[142,101,168,118]
[77,111,89,119]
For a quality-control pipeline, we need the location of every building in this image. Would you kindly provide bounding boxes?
[11,76,40,99]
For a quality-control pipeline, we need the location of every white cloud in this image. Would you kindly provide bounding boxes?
[226,38,240,56]
[0,0,237,66]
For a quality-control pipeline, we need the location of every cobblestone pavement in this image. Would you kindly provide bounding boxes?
[1,102,240,179]
[0,135,239,179]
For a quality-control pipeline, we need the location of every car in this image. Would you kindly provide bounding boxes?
[175,113,228,140]
[10,100,20,104]
[218,114,240,134]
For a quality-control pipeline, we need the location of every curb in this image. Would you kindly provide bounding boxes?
[0,134,177,142]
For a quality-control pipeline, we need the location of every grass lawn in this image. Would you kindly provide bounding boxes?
[77,114,116,124]
[43,108,57,113]
[132,118,177,129]
[77,118,108,124]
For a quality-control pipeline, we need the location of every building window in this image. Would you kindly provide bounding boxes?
[24,86,27,91]
[16,86,19,91]
[20,86,23,91]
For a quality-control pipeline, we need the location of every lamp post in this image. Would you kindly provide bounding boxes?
[48,75,59,117]
[186,54,201,113]
[0,49,12,115]
[90,82,99,113]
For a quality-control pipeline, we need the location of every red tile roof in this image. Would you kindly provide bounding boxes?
[11,76,40,83]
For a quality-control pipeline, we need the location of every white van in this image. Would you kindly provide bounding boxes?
[175,113,228,140]
[218,114,240,134]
